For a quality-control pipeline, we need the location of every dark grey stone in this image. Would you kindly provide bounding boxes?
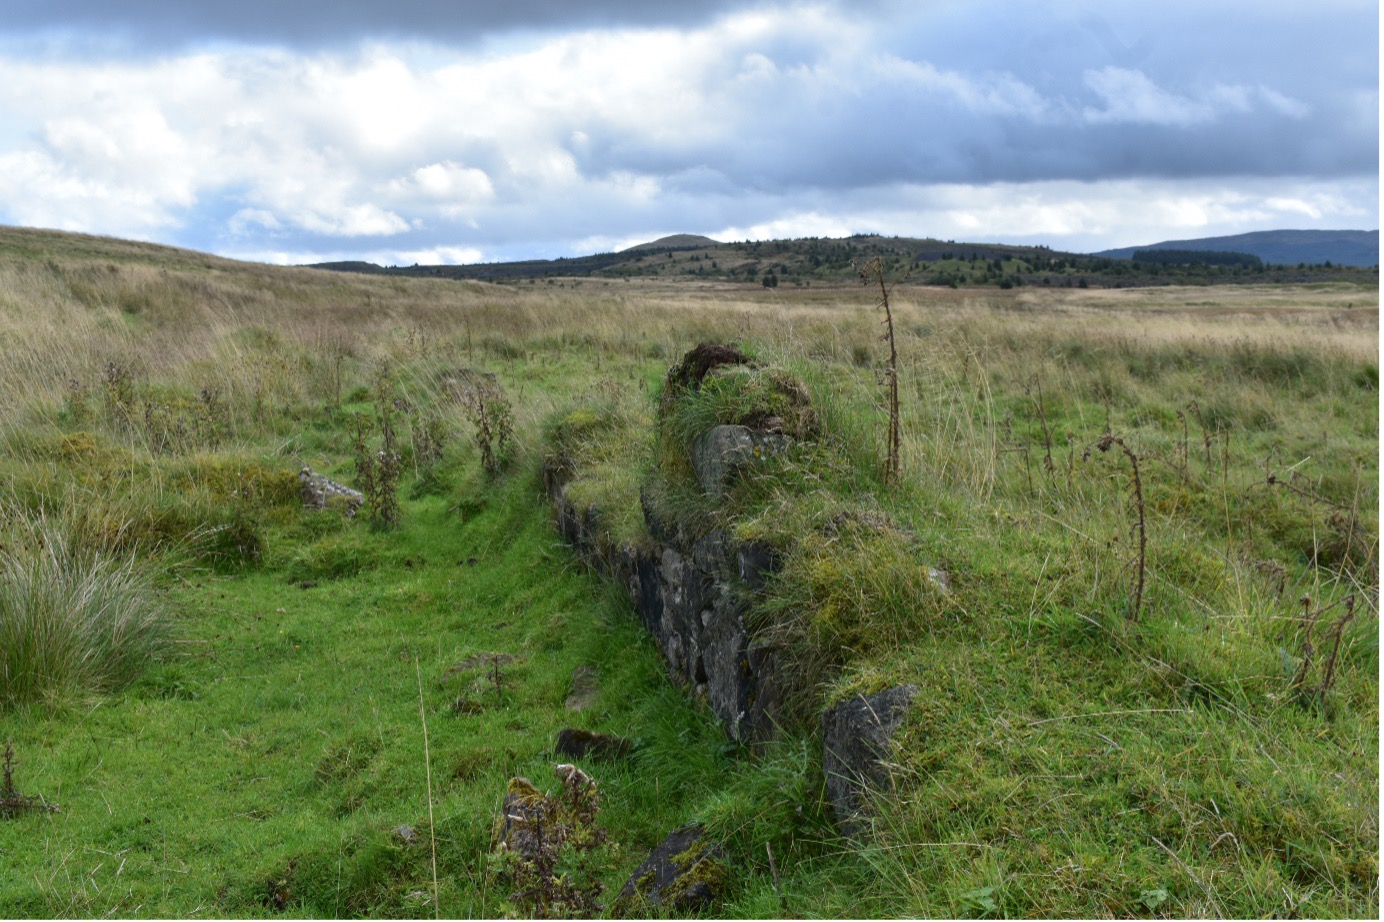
[691,528,732,574]
[546,426,787,747]
[743,641,781,744]
[613,824,727,917]
[631,549,665,638]
[554,728,632,761]
[737,540,782,592]
[689,425,790,497]
[821,685,919,834]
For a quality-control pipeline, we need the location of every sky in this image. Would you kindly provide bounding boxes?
[0,0,1377,265]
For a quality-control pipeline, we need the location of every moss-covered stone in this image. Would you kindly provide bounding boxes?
[612,823,727,916]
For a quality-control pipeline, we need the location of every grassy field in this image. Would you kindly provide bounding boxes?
[0,226,1376,918]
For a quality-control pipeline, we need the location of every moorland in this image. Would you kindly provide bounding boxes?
[0,224,1377,918]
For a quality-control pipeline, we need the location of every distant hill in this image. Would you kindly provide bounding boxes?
[1095,230,1378,267]
[308,234,1087,284]
[308,260,390,275]
[303,231,1376,288]
[623,234,721,251]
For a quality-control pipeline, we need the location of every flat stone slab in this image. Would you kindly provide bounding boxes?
[565,665,600,712]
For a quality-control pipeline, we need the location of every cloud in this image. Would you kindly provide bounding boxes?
[296,203,409,236]
[0,1,1374,264]
[1083,68,1216,126]
[395,245,486,265]
[0,0,769,47]
[714,211,857,243]
[1080,68,1311,129]
[228,208,281,234]
[704,177,1379,255]
[394,162,494,202]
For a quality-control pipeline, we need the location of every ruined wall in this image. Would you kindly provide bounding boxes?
[542,343,919,832]
[543,456,781,744]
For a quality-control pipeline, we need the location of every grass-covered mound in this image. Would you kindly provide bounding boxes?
[552,328,1378,916]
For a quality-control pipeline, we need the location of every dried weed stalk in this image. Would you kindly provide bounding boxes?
[1290,594,1357,707]
[1,741,59,818]
[856,257,901,485]
[1090,433,1147,621]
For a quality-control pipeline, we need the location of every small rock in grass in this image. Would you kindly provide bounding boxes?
[298,467,363,516]
[613,824,726,916]
[555,728,632,761]
[821,684,918,835]
[565,665,600,712]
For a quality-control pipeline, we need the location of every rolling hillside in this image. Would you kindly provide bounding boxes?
[1095,229,1379,267]
[308,232,1377,288]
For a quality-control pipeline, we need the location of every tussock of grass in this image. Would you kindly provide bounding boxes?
[0,507,167,708]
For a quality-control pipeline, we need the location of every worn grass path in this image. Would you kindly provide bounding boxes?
[0,480,822,917]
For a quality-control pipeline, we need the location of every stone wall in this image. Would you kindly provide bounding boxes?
[543,456,781,745]
[543,349,919,835]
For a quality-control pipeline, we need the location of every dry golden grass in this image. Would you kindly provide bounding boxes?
[2,222,1373,422]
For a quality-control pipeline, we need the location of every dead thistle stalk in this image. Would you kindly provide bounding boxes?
[1093,433,1146,622]
[857,256,901,485]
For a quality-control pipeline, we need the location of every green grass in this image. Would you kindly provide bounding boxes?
[0,507,167,709]
[0,472,816,916]
[0,226,1376,918]
[554,329,1378,917]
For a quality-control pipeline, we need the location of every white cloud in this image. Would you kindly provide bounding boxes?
[883,56,1050,118]
[228,208,281,234]
[726,177,1379,255]
[1080,67,1312,130]
[395,245,485,264]
[1257,86,1309,118]
[715,211,857,242]
[296,203,410,236]
[1082,67,1215,126]
[397,162,494,201]
[0,3,1371,260]
[0,148,184,234]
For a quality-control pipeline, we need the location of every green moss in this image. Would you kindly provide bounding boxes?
[666,842,728,906]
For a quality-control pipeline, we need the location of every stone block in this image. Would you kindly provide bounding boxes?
[821,685,918,834]
[689,425,789,497]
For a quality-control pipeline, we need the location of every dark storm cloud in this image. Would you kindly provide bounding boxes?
[0,0,1374,261]
[3,0,773,45]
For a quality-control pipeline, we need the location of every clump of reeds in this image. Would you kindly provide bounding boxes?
[0,506,167,708]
